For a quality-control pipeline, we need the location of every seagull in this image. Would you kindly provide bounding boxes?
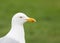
[0,12,36,43]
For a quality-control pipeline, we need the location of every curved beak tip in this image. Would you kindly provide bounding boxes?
[27,18,36,22]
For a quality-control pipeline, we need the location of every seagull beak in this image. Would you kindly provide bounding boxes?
[26,18,36,22]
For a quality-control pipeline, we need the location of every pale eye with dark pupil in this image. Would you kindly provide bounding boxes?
[20,16,23,18]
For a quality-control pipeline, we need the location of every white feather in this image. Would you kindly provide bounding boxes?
[0,13,29,43]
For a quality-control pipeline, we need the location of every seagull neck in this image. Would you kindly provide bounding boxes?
[12,23,24,27]
[6,24,25,43]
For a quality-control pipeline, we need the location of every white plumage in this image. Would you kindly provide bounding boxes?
[0,13,36,43]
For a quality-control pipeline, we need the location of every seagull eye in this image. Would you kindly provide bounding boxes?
[20,16,23,18]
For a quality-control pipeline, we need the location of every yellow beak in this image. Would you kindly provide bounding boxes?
[27,18,36,22]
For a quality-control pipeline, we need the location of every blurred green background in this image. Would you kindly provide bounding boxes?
[0,0,60,43]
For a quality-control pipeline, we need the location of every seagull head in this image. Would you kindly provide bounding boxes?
[12,13,36,25]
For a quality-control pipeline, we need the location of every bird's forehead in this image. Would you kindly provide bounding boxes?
[15,13,28,17]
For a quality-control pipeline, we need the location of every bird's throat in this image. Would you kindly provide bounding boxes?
[6,24,25,43]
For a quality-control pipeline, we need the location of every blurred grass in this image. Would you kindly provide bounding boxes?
[0,0,60,43]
